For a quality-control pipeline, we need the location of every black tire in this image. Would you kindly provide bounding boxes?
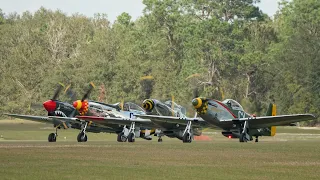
[77,132,87,142]
[117,132,127,142]
[182,133,192,143]
[239,133,247,143]
[48,133,56,142]
[128,133,135,142]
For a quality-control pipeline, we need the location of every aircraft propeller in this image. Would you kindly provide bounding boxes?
[51,83,65,100]
[72,82,95,115]
[64,84,77,102]
[42,83,66,115]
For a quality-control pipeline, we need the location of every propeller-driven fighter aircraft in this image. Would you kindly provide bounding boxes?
[5,83,149,142]
[191,97,316,142]
[5,83,118,142]
[86,97,316,143]
[77,98,209,143]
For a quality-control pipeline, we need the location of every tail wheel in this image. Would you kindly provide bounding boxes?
[48,133,57,142]
[128,133,135,142]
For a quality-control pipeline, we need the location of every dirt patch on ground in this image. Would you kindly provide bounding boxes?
[194,135,212,141]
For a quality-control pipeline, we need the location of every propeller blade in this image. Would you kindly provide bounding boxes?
[64,84,77,101]
[81,82,95,101]
[171,95,174,116]
[52,83,65,100]
[120,97,124,110]
[193,88,200,98]
[30,103,43,109]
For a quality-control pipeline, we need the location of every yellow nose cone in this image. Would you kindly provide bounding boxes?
[192,98,202,109]
[73,100,82,110]
[142,99,154,111]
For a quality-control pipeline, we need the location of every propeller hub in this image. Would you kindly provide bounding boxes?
[192,98,203,109]
[73,100,89,115]
[43,100,57,112]
[142,99,154,111]
[73,100,82,110]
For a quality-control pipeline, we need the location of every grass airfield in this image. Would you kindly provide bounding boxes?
[0,120,320,180]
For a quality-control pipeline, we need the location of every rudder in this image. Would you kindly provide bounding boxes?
[266,103,277,136]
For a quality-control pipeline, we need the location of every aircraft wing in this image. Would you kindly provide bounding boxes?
[231,114,316,128]
[75,116,153,127]
[4,113,81,128]
[135,114,209,128]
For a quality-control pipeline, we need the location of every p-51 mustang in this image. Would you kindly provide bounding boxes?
[191,97,316,142]
[82,97,316,143]
[77,98,209,143]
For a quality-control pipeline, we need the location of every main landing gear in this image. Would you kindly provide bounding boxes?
[127,122,135,143]
[77,122,88,142]
[48,126,59,142]
[182,121,192,143]
[239,120,251,143]
[117,123,136,143]
[117,132,127,142]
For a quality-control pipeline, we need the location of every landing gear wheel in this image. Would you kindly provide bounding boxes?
[239,133,247,142]
[158,138,163,142]
[182,133,192,143]
[128,133,135,143]
[48,133,57,142]
[117,132,127,142]
[77,132,87,142]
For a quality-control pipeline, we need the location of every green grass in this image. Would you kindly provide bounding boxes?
[0,122,320,180]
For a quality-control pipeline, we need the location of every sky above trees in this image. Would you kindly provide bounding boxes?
[1,0,282,22]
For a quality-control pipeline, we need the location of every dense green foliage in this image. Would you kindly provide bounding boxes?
[0,0,319,125]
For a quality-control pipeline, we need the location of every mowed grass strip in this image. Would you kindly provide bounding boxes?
[0,122,320,180]
[0,141,320,180]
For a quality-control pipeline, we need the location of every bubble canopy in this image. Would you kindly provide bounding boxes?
[164,100,187,115]
[221,99,244,111]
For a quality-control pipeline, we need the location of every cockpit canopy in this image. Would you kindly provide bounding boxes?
[164,100,187,115]
[222,99,244,111]
[123,102,145,114]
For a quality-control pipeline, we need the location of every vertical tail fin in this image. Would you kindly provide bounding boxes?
[266,103,276,116]
[266,103,277,136]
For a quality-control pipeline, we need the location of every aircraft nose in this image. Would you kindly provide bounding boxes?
[43,100,57,112]
[192,98,202,109]
[73,100,82,110]
[142,99,154,111]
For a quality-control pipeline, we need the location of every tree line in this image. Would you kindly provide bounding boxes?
[0,0,319,126]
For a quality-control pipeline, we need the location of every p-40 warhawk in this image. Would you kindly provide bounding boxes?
[5,83,149,142]
[191,97,316,142]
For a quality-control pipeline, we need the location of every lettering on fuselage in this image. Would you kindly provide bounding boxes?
[129,112,136,119]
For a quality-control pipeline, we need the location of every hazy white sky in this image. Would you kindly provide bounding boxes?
[1,0,282,22]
